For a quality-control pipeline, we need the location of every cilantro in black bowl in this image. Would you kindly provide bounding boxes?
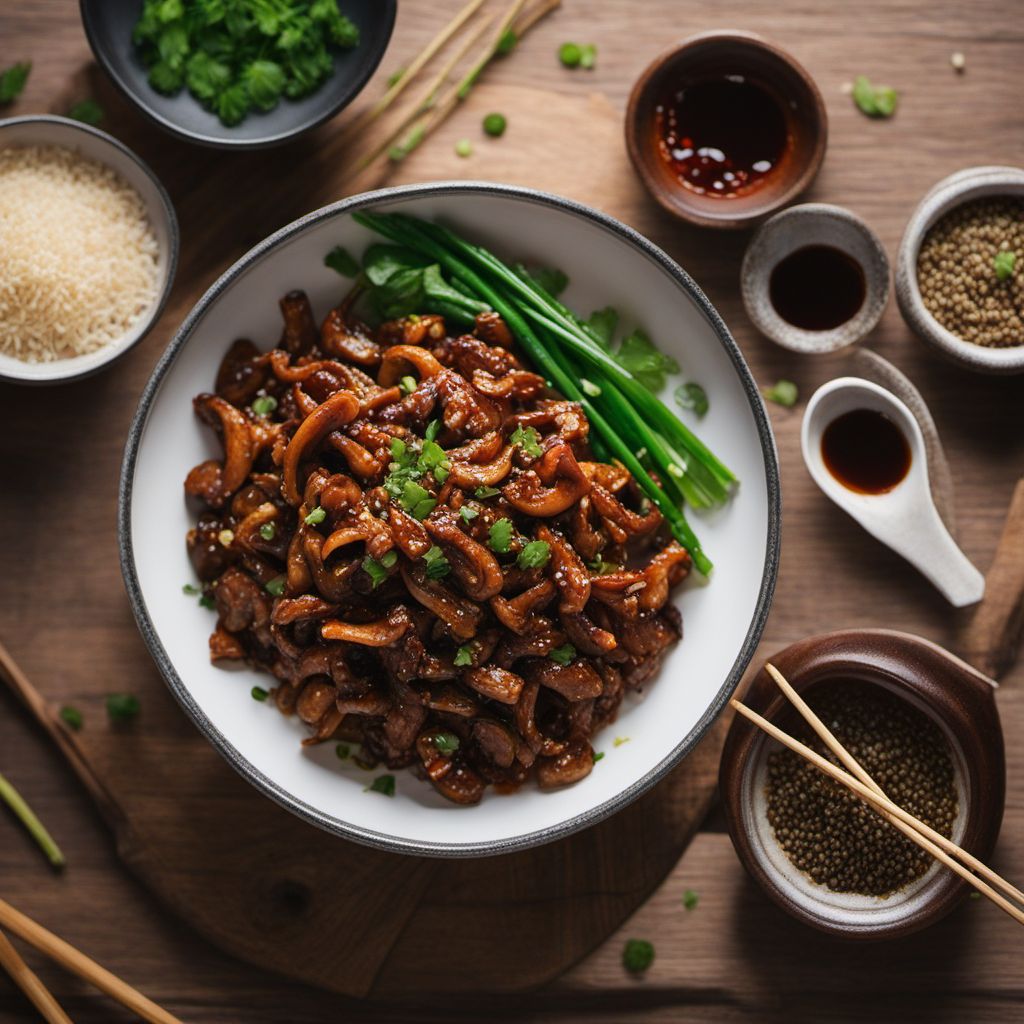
[79,0,396,149]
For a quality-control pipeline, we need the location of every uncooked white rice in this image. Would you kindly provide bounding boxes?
[0,144,160,363]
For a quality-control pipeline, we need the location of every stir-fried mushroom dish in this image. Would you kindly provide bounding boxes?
[185,289,689,803]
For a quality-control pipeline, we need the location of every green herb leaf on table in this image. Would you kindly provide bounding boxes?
[558,42,582,68]
[366,774,396,797]
[579,44,597,70]
[675,381,709,418]
[455,138,473,158]
[68,99,104,125]
[763,380,799,408]
[615,328,680,393]
[106,693,140,724]
[59,706,83,731]
[622,938,655,974]
[325,245,360,277]
[852,75,898,118]
[488,517,514,554]
[682,889,699,911]
[251,686,269,702]
[0,61,31,104]
[994,250,1017,281]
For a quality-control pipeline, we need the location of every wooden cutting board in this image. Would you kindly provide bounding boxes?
[0,84,731,999]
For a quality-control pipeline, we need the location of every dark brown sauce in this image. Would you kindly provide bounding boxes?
[770,245,867,331]
[654,76,788,198]
[821,409,911,494]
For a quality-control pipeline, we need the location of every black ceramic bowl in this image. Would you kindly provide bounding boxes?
[80,0,396,149]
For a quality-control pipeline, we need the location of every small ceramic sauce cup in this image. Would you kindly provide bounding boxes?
[720,629,1005,940]
[742,204,890,353]
[625,32,827,230]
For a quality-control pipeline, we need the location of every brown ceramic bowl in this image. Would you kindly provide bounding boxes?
[625,32,828,230]
[720,629,1005,939]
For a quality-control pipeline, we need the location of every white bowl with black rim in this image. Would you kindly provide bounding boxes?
[0,115,178,385]
[119,182,781,857]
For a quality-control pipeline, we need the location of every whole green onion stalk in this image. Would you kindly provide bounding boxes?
[0,770,64,870]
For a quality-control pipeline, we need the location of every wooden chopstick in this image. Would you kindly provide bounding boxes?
[729,697,1024,925]
[341,0,487,140]
[0,928,73,1024]
[0,897,183,1024]
[764,663,1024,906]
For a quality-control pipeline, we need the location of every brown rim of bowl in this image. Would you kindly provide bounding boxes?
[625,31,828,230]
[719,629,1005,940]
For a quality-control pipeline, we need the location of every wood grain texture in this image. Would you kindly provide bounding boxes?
[1,0,1024,1020]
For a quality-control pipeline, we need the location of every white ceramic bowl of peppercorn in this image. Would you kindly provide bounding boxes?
[896,166,1024,374]
[719,630,1005,940]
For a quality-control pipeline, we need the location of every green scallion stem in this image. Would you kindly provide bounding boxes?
[0,770,65,870]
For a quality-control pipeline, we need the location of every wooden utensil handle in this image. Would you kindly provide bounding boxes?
[958,477,1024,680]
[0,929,73,1024]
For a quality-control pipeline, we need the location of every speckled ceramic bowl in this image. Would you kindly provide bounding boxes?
[895,165,1024,374]
[741,203,890,353]
[720,630,1005,940]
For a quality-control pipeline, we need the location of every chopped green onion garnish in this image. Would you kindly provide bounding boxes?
[59,706,83,731]
[304,506,326,526]
[622,938,654,974]
[265,576,286,597]
[365,774,396,797]
[482,112,507,137]
[182,583,201,596]
[454,645,473,666]
[517,539,551,569]
[218,528,234,547]
[579,43,597,69]
[852,75,898,118]
[488,517,513,553]
[763,380,799,408]
[549,643,576,666]
[423,545,451,580]
[259,522,276,540]
[251,394,277,416]
[460,506,479,524]
[251,686,269,702]
[593,751,604,763]
[400,375,418,394]
[106,693,140,724]
[336,742,351,760]
[455,138,473,158]
[580,378,602,396]
[362,556,389,589]
[381,550,398,568]
[0,770,64,870]
[682,889,699,911]
[475,485,501,499]
[199,593,216,610]
[558,42,582,67]
[614,736,630,747]
[425,419,441,442]
[995,250,1017,281]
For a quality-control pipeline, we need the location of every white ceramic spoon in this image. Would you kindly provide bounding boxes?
[802,377,985,608]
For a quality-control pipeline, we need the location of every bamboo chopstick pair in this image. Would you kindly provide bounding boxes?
[0,898,182,1024]
[732,664,1024,926]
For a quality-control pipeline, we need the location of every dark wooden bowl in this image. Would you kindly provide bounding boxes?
[625,32,828,230]
[719,629,1005,939]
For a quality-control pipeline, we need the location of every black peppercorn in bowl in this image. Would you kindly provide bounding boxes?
[719,629,1005,940]
[895,165,1024,374]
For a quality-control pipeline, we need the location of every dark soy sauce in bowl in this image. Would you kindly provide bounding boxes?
[821,408,911,494]
[655,76,788,198]
[770,245,867,331]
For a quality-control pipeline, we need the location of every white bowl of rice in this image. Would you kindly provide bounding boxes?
[0,115,177,384]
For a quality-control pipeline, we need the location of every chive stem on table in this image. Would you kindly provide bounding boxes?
[0,770,64,870]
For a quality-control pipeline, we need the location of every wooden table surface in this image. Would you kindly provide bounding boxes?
[3,1,1024,1021]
